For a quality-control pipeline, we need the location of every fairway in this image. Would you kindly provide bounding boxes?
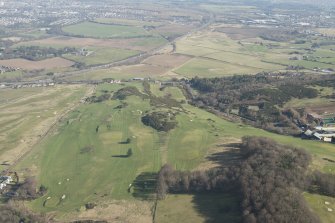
[0,85,89,168]
[62,22,150,39]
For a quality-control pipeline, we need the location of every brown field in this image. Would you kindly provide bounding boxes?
[63,200,153,223]
[18,36,156,51]
[317,28,335,37]
[143,54,192,68]
[306,103,335,116]
[0,57,74,70]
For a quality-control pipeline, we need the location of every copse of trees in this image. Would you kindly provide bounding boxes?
[239,137,317,223]
[86,93,111,103]
[0,46,77,61]
[156,137,320,223]
[309,171,335,197]
[141,111,177,132]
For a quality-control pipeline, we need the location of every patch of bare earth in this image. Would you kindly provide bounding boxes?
[67,200,153,223]
[306,103,335,116]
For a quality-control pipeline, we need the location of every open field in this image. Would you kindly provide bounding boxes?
[63,47,140,66]
[174,58,263,77]
[156,193,241,223]
[0,85,89,169]
[16,36,166,52]
[62,22,150,39]
[0,57,74,70]
[304,192,335,223]
[171,25,335,77]
[95,18,163,27]
[317,28,335,37]
[8,82,334,221]
[143,54,191,68]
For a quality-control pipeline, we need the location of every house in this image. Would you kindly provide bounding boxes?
[110,80,121,84]
[133,77,144,81]
[323,137,333,143]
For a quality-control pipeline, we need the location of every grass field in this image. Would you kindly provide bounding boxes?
[172,26,335,77]
[304,192,335,223]
[62,22,150,39]
[0,85,88,169]
[0,57,74,70]
[174,57,263,77]
[63,47,140,66]
[95,18,163,27]
[10,82,335,222]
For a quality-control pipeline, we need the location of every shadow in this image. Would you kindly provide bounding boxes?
[118,141,130,145]
[191,192,242,223]
[111,155,128,158]
[131,172,157,200]
[207,143,242,167]
[1,163,10,166]
[323,157,335,163]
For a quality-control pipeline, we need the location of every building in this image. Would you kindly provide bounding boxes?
[0,176,13,190]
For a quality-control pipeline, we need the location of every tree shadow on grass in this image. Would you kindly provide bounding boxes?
[191,192,242,223]
[206,143,242,167]
[111,155,129,158]
[131,172,157,200]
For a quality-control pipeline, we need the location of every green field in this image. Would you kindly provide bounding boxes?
[62,22,150,39]
[0,85,88,169]
[95,18,163,27]
[63,47,140,66]
[11,82,335,221]
[173,27,335,77]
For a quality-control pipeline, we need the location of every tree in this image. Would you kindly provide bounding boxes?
[127,148,133,157]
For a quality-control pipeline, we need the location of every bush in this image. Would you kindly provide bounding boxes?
[127,148,133,157]
[141,111,177,132]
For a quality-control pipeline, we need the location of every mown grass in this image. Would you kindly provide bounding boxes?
[304,192,335,223]
[62,22,149,39]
